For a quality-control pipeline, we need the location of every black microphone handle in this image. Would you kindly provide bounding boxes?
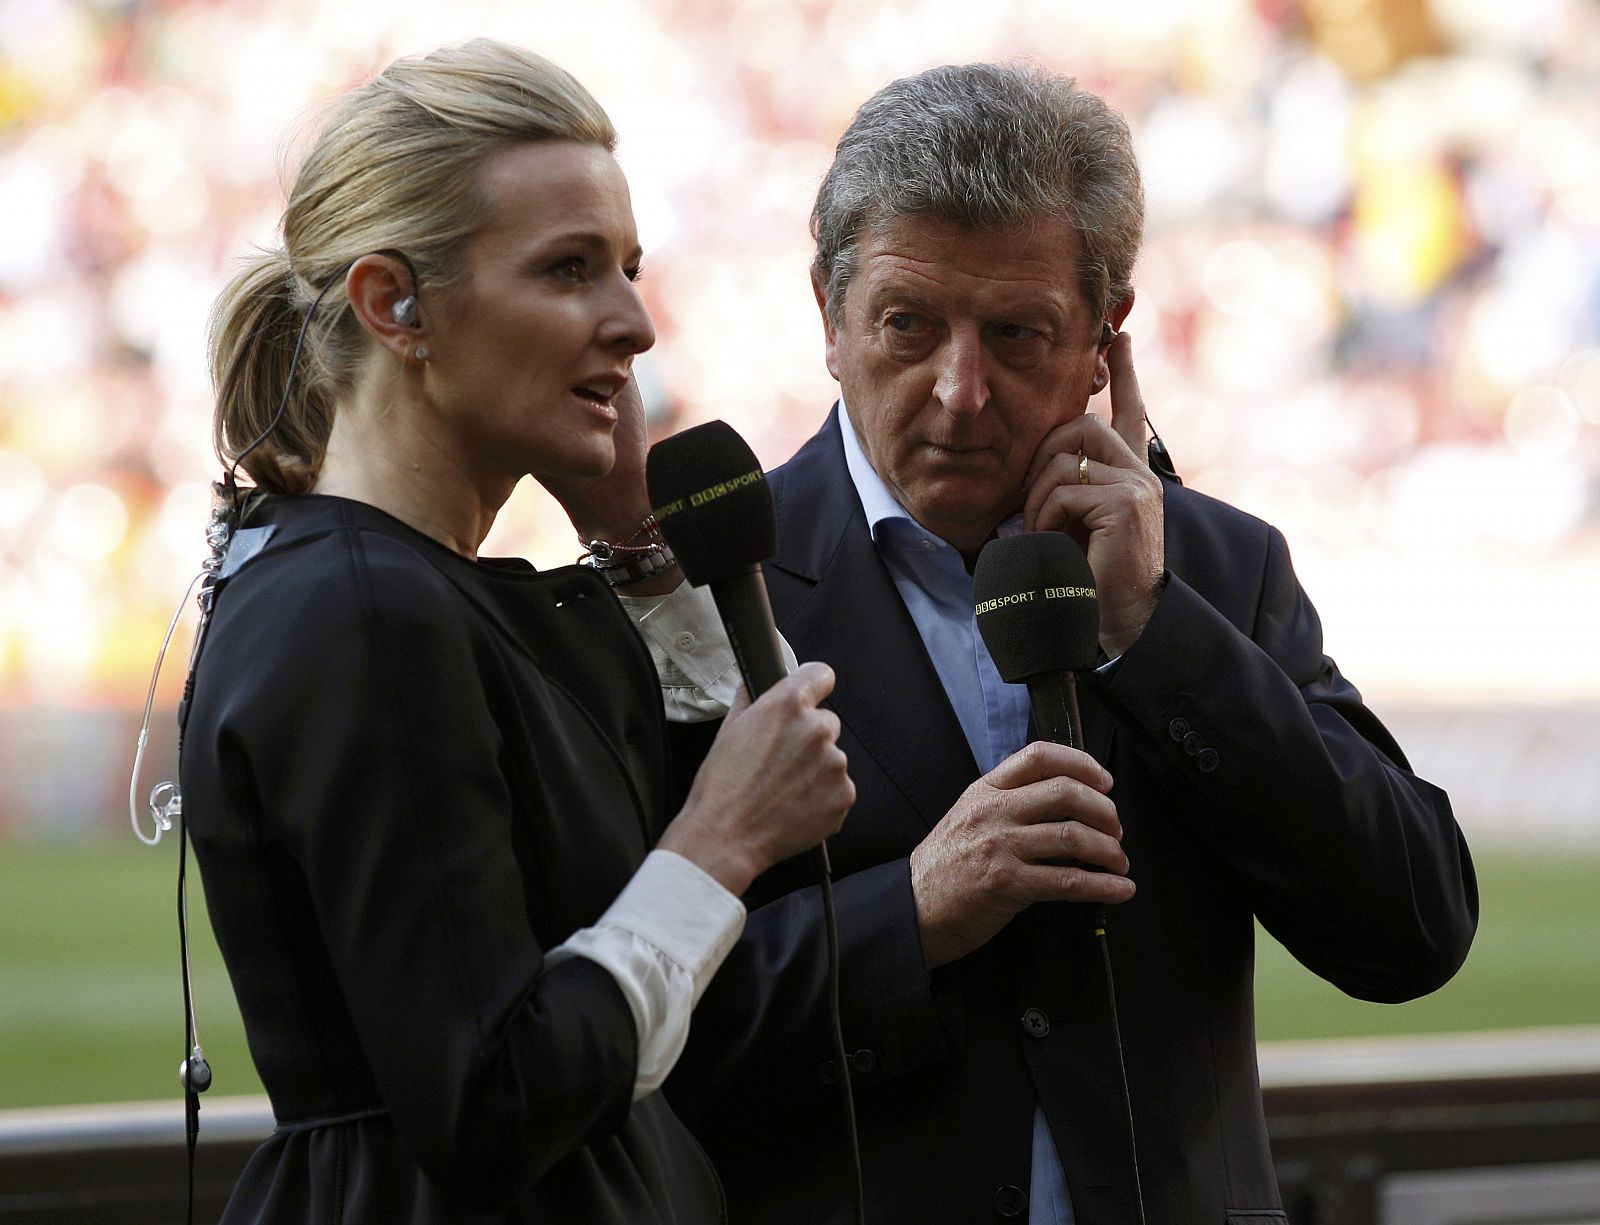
[707,566,788,698]
[706,565,831,876]
[1024,670,1104,928]
[1026,669,1084,752]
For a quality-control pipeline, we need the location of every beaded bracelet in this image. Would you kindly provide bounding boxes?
[579,515,677,587]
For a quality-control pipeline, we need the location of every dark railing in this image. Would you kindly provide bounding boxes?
[3,1027,1598,1224]
[1262,1027,1600,1224]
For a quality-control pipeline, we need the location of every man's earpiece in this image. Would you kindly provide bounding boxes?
[1099,322,1116,347]
[392,296,419,327]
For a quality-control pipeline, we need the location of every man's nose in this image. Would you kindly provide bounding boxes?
[932,330,989,417]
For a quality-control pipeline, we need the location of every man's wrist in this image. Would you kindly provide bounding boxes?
[1099,570,1168,658]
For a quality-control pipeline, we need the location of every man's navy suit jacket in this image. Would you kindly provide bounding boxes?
[669,408,1477,1225]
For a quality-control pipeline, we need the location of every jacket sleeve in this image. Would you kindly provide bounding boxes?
[668,848,953,1119]
[210,541,640,1210]
[1100,518,1478,1001]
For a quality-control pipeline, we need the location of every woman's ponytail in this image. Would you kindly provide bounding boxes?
[207,251,337,493]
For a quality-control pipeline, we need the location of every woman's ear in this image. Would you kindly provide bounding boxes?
[346,254,428,363]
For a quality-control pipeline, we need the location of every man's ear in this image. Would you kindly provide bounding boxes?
[811,269,841,383]
[1110,291,1135,332]
[1092,291,1136,392]
[347,254,425,363]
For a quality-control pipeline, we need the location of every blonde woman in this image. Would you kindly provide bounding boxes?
[182,40,851,1223]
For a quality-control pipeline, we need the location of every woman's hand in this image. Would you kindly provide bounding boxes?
[537,375,654,544]
[538,376,684,593]
[659,662,854,896]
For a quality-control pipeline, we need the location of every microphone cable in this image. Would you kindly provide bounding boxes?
[1092,912,1146,1225]
[1058,669,1145,1225]
[1062,675,1145,1225]
[817,849,865,1225]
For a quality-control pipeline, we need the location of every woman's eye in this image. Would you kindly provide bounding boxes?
[552,257,587,282]
[625,264,644,284]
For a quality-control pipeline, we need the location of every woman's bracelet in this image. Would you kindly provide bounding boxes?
[579,515,677,587]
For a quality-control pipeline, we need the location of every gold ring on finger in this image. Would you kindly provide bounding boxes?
[1077,453,1090,485]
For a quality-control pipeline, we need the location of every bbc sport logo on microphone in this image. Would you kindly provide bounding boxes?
[652,468,765,521]
[975,585,1095,617]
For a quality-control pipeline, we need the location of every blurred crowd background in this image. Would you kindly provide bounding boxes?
[0,0,1597,849]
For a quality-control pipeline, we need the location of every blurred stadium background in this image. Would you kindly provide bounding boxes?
[0,0,1596,1112]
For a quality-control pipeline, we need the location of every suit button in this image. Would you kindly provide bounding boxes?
[1182,731,1204,756]
[993,1184,1028,1218]
[851,1048,879,1075]
[1020,1007,1050,1038]
[816,1059,840,1085]
[1168,717,1190,742]
[1197,747,1219,773]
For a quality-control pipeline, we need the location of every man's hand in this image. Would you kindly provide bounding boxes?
[1022,333,1165,658]
[909,741,1135,970]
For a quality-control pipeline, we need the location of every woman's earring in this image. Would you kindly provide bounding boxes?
[413,345,430,362]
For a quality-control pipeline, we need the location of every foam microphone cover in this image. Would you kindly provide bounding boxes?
[645,420,777,585]
[973,532,1100,681]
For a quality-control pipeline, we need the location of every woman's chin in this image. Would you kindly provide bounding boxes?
[530,444,617,482]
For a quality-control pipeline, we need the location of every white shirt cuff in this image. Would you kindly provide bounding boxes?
[617,581,798,720]
[546,849,746,1101]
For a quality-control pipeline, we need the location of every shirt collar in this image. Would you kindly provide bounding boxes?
[838,398,916,543]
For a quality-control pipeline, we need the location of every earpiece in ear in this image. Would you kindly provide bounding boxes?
[392,296,419,327]
[1099,322,1116,347]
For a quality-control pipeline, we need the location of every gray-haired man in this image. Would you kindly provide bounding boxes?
[559,61,1477,1225]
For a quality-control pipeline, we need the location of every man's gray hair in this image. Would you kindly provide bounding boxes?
[811,62,1144,326]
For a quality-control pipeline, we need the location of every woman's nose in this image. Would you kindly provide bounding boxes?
[603,279,656,355]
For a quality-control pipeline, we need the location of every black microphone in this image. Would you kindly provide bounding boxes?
[645,419,787,697]
[648,422,866,1225]
[972,532,1148,1224]
[971,531,1099,751]
[972,536,1102,918]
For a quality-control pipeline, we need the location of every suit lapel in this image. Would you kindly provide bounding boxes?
[767,408,979,832]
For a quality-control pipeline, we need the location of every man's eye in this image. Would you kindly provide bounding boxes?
[996,323,1040,341]
[885,313,923,334]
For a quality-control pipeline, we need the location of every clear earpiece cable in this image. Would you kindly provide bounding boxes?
[130,571,205,846]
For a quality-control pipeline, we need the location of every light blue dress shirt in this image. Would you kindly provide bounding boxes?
[837,410,1077,1225]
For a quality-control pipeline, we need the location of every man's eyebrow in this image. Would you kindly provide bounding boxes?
[864,281,1071,320]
